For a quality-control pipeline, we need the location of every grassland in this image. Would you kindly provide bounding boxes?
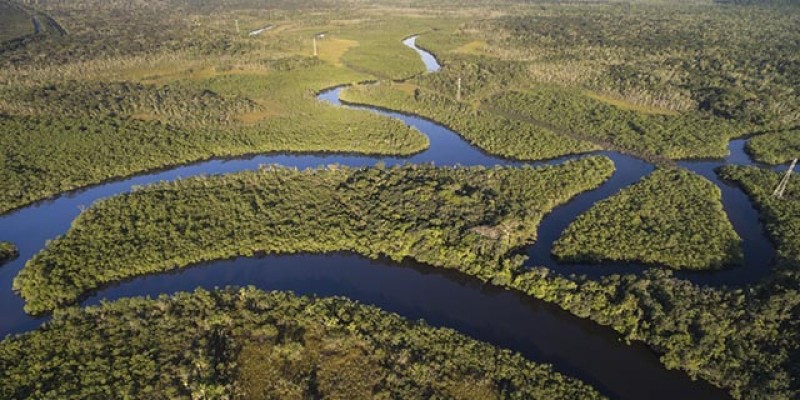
[15,158,615,314]
[552,168,742,270]
[0,288,605,400]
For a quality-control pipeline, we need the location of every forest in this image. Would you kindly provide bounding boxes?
[0,242,16,265]
[0,3,444,214]
[504,166,800,399]
[746,129,800,165]
[719,166,800,268]
[487,89,748,160]
[552,168,742,270]
[0,66,428,215]
[1,0,799,399]
[341,83,599,160]
[15,158,614,314]
[0,288,604,399]
[412,3,798,161]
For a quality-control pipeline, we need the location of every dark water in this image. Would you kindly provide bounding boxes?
[0,35,780,399]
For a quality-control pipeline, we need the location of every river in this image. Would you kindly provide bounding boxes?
[0,35,780,399]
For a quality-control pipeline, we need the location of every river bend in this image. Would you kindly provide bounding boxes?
[0,35,780,400]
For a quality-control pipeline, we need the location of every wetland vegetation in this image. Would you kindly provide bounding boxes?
[0,288,604,400]
[552,168,742,270]
[746,129,800,165]
[0,242,16,265]
[341,83,599,160]
[15,158,614,314]
[1,0,799,399]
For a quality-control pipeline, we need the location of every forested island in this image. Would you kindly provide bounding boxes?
[0,242,16,265]
[552,168,742,270]
[16,159,614,314]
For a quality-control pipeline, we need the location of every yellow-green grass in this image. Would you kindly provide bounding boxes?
[585,91,679,116]
[454,40,489,55]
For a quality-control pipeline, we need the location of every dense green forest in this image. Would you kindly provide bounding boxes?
[0,288,605,399]
[0,99,426,215]
[16,159,614,314]
[552,168,742,270]
[2,0,800,399]
[506,167,800,399]
[719,166,800,268]
[342,83,599,160]
[509,266,799,400]
[746,129,800,165]
[0,242,16,265]
[0,54,435,214]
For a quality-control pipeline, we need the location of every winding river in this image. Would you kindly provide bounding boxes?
[0,36,781,399]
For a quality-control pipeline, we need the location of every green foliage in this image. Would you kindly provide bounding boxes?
[718,166,800,266]
[0,288,606,400]
[15,158,615,314]
[1,80,259,127]
[509,267,800,400]
[0,104,426,215]
[746,129,800,165]
[337,21,428,80]
[503,167,800,399]
[342,83,598,160]
[487,87,749,160]
[553,168,742,270]
[0,55,431,215]
[488,5,800,128]
[0,4,441,215]
[0,241,16,265]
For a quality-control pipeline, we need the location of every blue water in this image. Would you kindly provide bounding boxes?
[0,35,781,400]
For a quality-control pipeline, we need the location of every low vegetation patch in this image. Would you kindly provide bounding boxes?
[0,288,605,400]
[584,91,678,116]
[15,158,615,314]
[337,21,430,80]
[553,168,742,270]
